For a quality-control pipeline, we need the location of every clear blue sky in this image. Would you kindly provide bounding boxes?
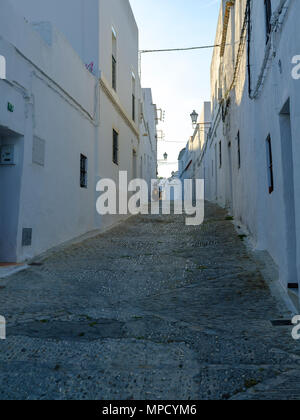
[130,0,220,177]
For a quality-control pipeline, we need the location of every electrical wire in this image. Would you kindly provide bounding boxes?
[139,44,221,54]
[158,140,187,144]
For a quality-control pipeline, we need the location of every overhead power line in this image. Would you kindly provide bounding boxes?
[140,44,221,54]
[158,140,187,144]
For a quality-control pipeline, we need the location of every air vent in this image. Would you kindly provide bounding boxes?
[22,228,32,247]
[32,137,45,166]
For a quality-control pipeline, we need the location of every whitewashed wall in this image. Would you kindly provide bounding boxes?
[201,0,300,298]
[1,0,157,262]
[10,0,100,74]
[178,102,211,184]
[139,88,157,187]
[0,0,97,262]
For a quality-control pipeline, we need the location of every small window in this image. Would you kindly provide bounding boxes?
[113,129,119,165]
[266,134,274,194]
[237,131,241,169]
[264,0,272,44]
[132,74,136,121]
[112,56,117,91]
[219,141,222,168]
[132,94,136,122]
[80,154,88,188]
[112,29,117,91]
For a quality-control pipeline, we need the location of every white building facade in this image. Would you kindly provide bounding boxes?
[178,102,211,183]
[0,0,157,263]
[139,88,158,188]
[199,0,300,306]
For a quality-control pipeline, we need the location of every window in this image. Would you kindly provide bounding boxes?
[132,75,136,122]
[237,131,241,169]
[132,94,135,121]
[113,129,119,165]
[219,141,222,168]
[112,56,117,91]
[264,0,272,44]
[266,134,274,194]
[112,29,117,91]
[80,154,88,188]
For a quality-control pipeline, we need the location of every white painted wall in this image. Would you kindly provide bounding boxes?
[139,88,157,188]
[0,0,157,262]
[200,0,300,298]
[0,0,98,262]
[10,0,100,74]
[178,102,211,185]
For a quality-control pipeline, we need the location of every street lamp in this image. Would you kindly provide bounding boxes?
[190,110,199,127]
[163,152,168,161]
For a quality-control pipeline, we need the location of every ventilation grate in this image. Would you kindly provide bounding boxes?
[22,228,32,247]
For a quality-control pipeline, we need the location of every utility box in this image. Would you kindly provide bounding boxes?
[0,145,15,165]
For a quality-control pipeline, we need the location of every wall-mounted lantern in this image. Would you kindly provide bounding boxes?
[190,110,198,127]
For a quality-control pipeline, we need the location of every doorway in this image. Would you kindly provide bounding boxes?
[279,99,298,287]
[0,127,23,262]
[227,141,234,212]
[214,143,218,201]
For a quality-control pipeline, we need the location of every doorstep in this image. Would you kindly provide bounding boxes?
[0,263,29,279]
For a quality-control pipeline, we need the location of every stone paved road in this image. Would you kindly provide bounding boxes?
[0,203,300,400]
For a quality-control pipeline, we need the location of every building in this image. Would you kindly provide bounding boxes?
[0,0,98,262]
[199,0,300,307]
[0,0,157,263]
[178,102,211,183]
[139,88,158,188]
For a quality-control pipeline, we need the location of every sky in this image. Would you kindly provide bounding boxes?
[129,0,220,177]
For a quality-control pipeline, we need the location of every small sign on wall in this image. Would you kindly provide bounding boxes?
[7,102,14,112]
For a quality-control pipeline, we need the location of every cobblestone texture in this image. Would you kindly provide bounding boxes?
[0,202,299,400]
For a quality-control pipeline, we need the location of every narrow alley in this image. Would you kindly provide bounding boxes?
[0,203,299,400]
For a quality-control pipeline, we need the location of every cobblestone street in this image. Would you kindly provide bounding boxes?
[0,202,299,400]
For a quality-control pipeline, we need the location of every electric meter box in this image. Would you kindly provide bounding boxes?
[0,145,15,165]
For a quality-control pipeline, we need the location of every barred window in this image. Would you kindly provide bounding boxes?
[237,131,241,169]
[264,0,272,44]
[112,28,117,91]
[80,154,88,188]
[132,94,136,121]
[132,74,136,121]
[266,135,274,194]
[113,130,119,165]
[112,55,117,91]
